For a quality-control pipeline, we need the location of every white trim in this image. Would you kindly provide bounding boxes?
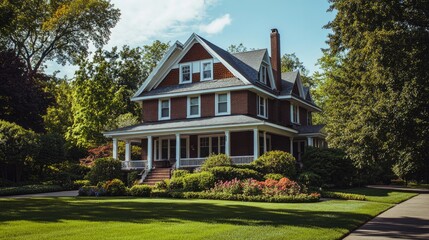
[112,138,118,159]
[155,136,190,161]
[257,95,268,119]
[179,63,192,84]
[290,103,300,124]
[253,129,259,160]
[176,133,181,168]
[158,99,171,120]
[215,92,231,116]
[200,59,214,81]
[147,136,153,169]
[187,95,201,118]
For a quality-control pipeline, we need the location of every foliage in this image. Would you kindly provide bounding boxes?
[252,151,297,178]
[226,43,248,53]
[281,53,313,87]
[129,184,152,197]
[321,191,366,201]
[0,0,121,76]
[182,172,215,192]
[0,184,63,196]
[78,185,105,196]
[150,189,171,198]
[201,154,233,170]
[85,157,122,185]
[127,171,140,187]
[298,172,323,188]
[33,133,66,177]
[172,169,190,179]
[168,177,184,191]
[0,50,52,132]
[301,147,355,187]
[183,192,320,203]
[0,120,38,181]
[208,166,261,181]
[264,173,284,181]
[73,180,90,189]
[103,178,126,196]
[323,0,429,183]
[154,180,169,190]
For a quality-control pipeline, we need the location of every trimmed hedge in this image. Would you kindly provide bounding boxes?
[182,172,215,191]
[182,192,320,203]
[201,154,233,170]
[172,169,189,178]
[103,179,126,196]
[264,173,284,181]
[208,166,261,181]
[130,185,152,197]
[0,184,64,196]
[252,151,297,178]
[78,186,105,196]
[321,191,366,201]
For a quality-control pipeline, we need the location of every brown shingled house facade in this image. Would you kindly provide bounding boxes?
[104,29,326,181]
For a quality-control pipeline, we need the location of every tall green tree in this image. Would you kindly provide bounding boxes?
[281,53,313,87]
[0,0,120,77]
[43,79,73,135]
[324,0,429,182]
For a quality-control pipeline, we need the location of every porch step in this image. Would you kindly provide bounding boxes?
[142,168,171,186]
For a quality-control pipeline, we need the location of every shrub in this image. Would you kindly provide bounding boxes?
[242,179,263,196]
[78,186,105,196]
[183,172,215,191]
[154,179,169,190]
[321,191,366,201]
[298,172,322,188]
[150,189,170,198]
[211,178,243,194]
[182,192,320,203]
[85,157,123,185]
[208,166,261,181]
[264,173,284,181]
[0,184,63,196]
[127,171,140,187]
[172,169,189,178]
[301,147,355,187]
[252,151,297,178]
[73,180,90,189]
[103,179,126,196]
[201,154,233,170]
[168,177,184,190]
[130,184,152,197]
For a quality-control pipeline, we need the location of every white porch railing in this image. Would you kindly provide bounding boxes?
[180,155,254,167]
[121,160,148,170]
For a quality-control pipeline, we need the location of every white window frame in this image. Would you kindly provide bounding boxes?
[179,63,192,84]
[259,64,268,84]
[187,95,201,118]
[215,92,231,116]
[200,60,213,81]
[198,134,226,158]
[290,104,300,124]
[257,95,268,119]
[155,136,190,160]
[158,98,171,120]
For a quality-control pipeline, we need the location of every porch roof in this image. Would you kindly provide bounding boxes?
[295,124,326,137]
[103,115,298,138]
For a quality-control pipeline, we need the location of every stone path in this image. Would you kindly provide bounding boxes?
[3,190,78,198]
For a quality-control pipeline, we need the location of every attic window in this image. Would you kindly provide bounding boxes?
[201,60,213,81]
[291,104,300,124]
[259,64,269,84]
[180,63,192,83]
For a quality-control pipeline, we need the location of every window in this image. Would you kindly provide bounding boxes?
[257,95,268,118]
[201,60,213,81]
[291,104,300,124]
[159,99,170,120]
[187,96,200,118]
[199,135,226,158]
[307,111,312,125]
[259,64,269,84]
[180,63,192,83]
[259,134,272,155]
[215,92,230,115]
[155,137,189,160]
[161,139,169,159]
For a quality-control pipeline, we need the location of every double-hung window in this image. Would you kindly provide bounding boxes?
[259,64,269,84]
[201,60,213,81]
[159,99,170,120]
[198,135,226,158]
[180,63,192,83]
[187,95,200,118]
[257,95,268,118]
[215,93,230,116]
[291,104,300,124]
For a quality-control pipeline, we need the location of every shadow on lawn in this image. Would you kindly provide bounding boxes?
[0,197,373,230]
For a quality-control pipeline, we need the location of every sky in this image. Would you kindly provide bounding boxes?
[46,0,335,78]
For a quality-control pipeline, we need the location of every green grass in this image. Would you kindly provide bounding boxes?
[330,187,417,204]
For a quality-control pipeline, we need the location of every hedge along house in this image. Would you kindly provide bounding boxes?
[103,29,326,183]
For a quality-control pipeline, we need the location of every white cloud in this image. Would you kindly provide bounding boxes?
[199,14,231,35]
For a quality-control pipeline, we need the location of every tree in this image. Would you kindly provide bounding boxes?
[33,133,66,178]
[227,43,247,53]
[281,53,313,87]
[0,0,120,77]
[43,79,73,135]
[324,0,429,183]
[0,50,52,132]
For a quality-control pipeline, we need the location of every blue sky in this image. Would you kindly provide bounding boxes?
[46,0,335,78]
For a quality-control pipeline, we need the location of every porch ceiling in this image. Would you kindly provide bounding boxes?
[103,115,298,139]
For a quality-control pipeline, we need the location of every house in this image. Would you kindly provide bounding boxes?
[103,29,326,181]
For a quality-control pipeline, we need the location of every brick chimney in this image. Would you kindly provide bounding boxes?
[270,28,282,91]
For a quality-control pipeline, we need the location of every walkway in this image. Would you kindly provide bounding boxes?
[344,193,429,240]
[3,190,78,198]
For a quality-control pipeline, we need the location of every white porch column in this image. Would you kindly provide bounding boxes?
[307,137,314,147]
[112,138,118,159]
[263,131,267,154]
[147,136,153,170]
[225,130,230,156]
[290,137,294,156]
[253,129,259,160]
[125,140,131,161]
[176,133,181,168]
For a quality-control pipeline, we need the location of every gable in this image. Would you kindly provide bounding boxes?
[292,82,300,95]
[179,43,212,63]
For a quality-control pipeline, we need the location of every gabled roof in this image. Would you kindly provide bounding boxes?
[295,124,325,135]
[231,49,266,73]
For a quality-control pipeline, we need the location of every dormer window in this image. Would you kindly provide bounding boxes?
[201,60,213,81]
[180,63,192,83]
[259,63,269,84]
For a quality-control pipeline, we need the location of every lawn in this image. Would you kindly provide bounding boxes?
[330,187,417,204]
[0,188,417,240]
